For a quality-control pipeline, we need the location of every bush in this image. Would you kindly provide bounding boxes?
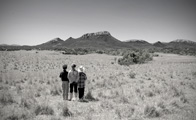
[118,50,153,65]
[61,105,72,117]
[96,50,104,54]
[129,72,136,79]
[34,104,54,115]
[144,105,159,118]
[153,53,159,57]
[0,91,15,105]
[62,48,91,55]
[3,107,32,120]
[20,97,37,109]
[50,84,61,96]
[85,91,98,101]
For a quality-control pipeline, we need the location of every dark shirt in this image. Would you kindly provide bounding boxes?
[59,70,69,82]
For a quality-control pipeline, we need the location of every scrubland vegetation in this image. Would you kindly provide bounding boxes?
[118,50,153,65]
[0,50,196,120]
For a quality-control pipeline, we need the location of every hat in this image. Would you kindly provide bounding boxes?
[62,64,67,69]
[78,66,85,72]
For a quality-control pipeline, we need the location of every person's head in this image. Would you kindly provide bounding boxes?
[71,64,76,70]
[78,66,85,72]
[62,64,67,70]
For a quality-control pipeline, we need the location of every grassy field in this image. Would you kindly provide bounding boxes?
[0,50,196,120]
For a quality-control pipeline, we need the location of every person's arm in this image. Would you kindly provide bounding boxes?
[68,71,71,80]
[76,71,79,82]
[84,73,87,80]
[59,72,62,78]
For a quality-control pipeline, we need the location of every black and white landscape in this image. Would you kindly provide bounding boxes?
[0,0,196,120]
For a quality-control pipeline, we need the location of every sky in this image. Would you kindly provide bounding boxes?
[0,0,196,45]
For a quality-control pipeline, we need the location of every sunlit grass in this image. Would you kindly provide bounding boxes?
[0,50,195,120]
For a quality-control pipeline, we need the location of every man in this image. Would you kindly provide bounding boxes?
[68,64,79,101]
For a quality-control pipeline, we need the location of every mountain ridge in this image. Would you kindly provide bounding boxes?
[0,31,196,54]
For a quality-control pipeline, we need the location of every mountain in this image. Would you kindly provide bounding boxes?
[166,39,196,49]
[152,39,196,56]
[58,31,128,49]
[171,39,196,44]
[35,37,64,49]
[153,41,166,47]
[0,44,21,46]
[1,31,196,55]
[124,39,154,49]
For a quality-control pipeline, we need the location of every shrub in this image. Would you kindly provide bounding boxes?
[153,53,159,57]
[192,72,196,77]
[118,96,129,104]
[0,91,15,105]
[50,85,61,96]
[50,117,62,120]
[3,107,31,120]
[170,86,182,97]
[118,50,153,66]
[100,100,114,109]
[34,104,54,115]
[129,72,136,79]
[144,105,159,118]
[180,95,188,103]
[145,91,154,97]
[61,105,72,117]
[85,91,98,101]
[115,106,135,119]
[20,97,37,109]
[96,50,104,54]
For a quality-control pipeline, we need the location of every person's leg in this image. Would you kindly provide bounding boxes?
[73,82,78,100]
[65,81,69,100]
[69,83,73,100]
[62,82,66,100]
[78,88,82,99]
[81,87,85,99]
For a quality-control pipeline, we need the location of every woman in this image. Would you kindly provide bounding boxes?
[78,66,87,102]
[68,64,79,101]
[59,64,69,100]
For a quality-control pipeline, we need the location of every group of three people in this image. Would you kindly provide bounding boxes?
[59,64,87,102]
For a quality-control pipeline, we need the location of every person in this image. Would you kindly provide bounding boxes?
[68,64,79,101]
[78,66,87,102]
[59,64,69,100]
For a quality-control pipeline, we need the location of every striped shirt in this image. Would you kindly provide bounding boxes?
[78,72,87,88]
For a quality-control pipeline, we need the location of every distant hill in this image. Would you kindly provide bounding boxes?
[152,39,196,48]
[171,39,196,44]
[59,31,128,49]
[0,31,196,55]
[0,44,21,46]
[153,39,196,55]
[166,39,196,49]
[35,38,64,49]
[153,41,166,47]
[124,39,154,49]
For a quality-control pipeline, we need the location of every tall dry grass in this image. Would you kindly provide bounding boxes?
[0,51,196,120]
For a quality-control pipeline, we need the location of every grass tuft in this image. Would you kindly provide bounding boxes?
[85,91,98,101]
[0,91,15,105]
[61,105,73,117]
[34,104,54,115]
[129,72,136,79]
[144,105,160,118]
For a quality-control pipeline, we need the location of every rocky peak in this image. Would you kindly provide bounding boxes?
[125,39,148,43]
[48,38,63,43]
[81,31,111,38]
[171,39,196,44]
